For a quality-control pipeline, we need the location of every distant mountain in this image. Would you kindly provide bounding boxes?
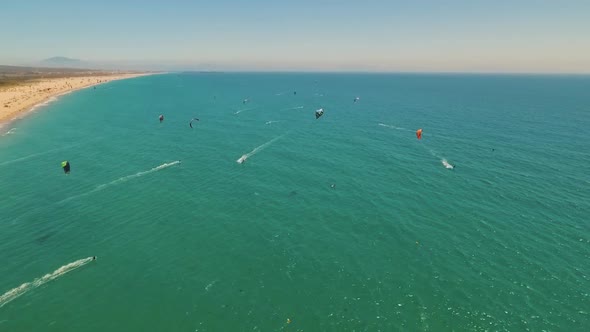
[41,56,84,68]
[42,56,81,64]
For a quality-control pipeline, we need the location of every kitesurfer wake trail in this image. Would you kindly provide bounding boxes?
[279,106,304,111]
[234,107,257,115]
[13,160,183,223]
[237,133,288,164]
[377,123,411,132]
[58,161,181,204]
[0,140,101,168]
[442,159,455,169]
[0,256,96,308]
[380,123,456,170]
[237,154,248,164]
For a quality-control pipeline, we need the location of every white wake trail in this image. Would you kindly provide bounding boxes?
[280,106,304,111]
[379,123,456,170]
[441,159,454,169]
[95,161,180,190]
[378,123,410,131]
[427,148,454,170]
[0,257,94,308]
[0,143,84,167]
[237,135,286,164]
[59,161,181,203]
[234,107,257,115]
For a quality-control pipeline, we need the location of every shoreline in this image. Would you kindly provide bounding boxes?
[0,73,155,132]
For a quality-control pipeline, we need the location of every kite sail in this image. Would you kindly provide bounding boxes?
[61,161,70,174]
[315,108,324,119]
[416,128,422,140]
[189,118,199,128]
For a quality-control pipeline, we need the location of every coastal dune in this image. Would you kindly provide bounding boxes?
[0,73,149,125]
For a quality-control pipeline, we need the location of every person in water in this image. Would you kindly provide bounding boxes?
[159,114,164,122]
[92,256,96,260]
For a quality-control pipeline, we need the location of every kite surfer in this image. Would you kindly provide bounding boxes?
[237,155,248,164]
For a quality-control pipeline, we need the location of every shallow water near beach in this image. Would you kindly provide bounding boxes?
[1,73,589,331]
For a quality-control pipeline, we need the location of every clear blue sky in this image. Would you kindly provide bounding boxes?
[1,0,589,72]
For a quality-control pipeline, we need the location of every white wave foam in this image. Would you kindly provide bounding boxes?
[28,97,57,112]
[237,134,286,164]
[265,120,281,125]
[0,257,94,308]
[1,128,17,136]
[59,161,181,203]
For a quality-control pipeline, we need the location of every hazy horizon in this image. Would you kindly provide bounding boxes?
[2,1,589,74]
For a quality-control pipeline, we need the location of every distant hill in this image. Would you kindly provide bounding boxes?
[41,56,84,68]
[42,56,81,64]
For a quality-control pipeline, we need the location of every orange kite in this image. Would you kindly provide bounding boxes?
[416,128,423,140]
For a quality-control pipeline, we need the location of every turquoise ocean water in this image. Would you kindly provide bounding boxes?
[0,73,589,331]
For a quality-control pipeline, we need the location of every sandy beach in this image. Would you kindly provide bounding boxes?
[0,73,150,126]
